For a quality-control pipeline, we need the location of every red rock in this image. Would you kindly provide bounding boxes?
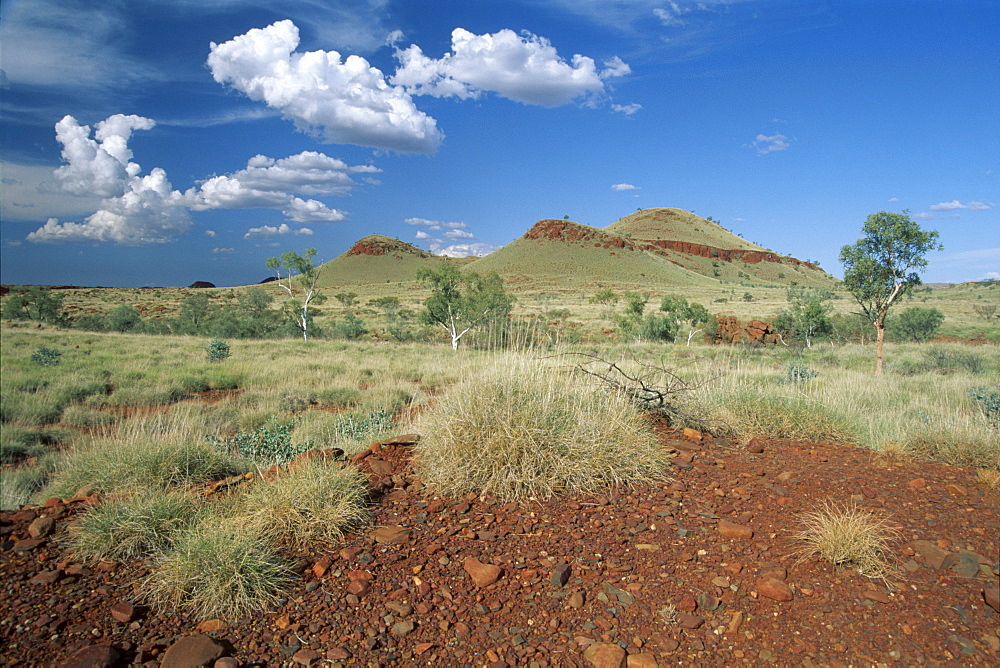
[60,643,120,667]
[27,516,55,539]
[677,595,697,612]
[907,478,926,489]
[682,428,703,441]
[371,525,411,545]
[414,642,434,656]
[746,438,765,453]
[390,620,415,637]
[567,590,586,609]
[626,653,658,667]
[292,648,321,665]
[44,498,63,508]
[109,601,134,623]
[551,562,572,587]
[984,584,1000,613]
[463,557,502,587]
[582,641,626,668]
[196,619,228,633]
[944,483,966,496]
[346,580,370,596]
[213,659,240,668]
[346,569,373,582]
[756,578,793,601]
[311,557,332,578]
[380,433,421,445]
[717,520,753,539]
[677,612,705,629]
[30,570,60,585]
[327,646,352,660]
[160,634,225,668]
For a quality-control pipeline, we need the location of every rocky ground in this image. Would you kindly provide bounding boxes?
[2,425,998,667]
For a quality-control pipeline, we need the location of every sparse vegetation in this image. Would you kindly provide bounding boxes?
[794,501,898,578]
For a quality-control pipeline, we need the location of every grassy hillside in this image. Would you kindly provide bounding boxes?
[465,219,719,291]
[313,235,453,288]
[608,207,767,251]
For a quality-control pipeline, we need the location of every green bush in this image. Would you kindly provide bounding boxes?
[208,416,313,465]
[31,346,62,367]
[968,386,1000,428]
[777,361,819,384]
[206,339,231,362]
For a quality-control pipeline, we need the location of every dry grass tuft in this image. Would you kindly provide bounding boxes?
[976,468,1000,491]
[138,519,294,620]
[793,500,898,578]
[234,460,370,547]
[414,357,670,502]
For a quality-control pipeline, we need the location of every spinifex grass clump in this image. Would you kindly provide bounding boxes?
[67,491,203,562]
[415,357,670,502]
[138,519,294,620]
[235,460,369,547]
[794,501,898,578]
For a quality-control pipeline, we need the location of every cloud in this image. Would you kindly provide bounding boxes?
[243,223,314,239]
[211,247,235,254]
[611,183,639,191]
[204,230,216,238]
[444,228,474,240]
[980,271,1000,281]
[208,20,443,153]
[25,114,368,244]
[753,133,790,155]
[928,200,992,211]
[611,103,642,116]
[431,242,500,258]
[888,197,899,202]
[391,28,627,107]
[654,3,692,26]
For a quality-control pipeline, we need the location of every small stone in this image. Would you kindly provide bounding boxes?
[196,619,228,633]
[327,647,352,661]
[756,578,793,602]
[551,562,572,587]
[626,653,658,668]
[160,634,225,668]
[30,570,61,585]
[677,595,697,612]
[27,516,55,539]
[213,658,240,668]
[311,557,332,578]
[110,601,135,623]
[746,438,764,453]
[60,644,120,668]
[711,576,731,588]
[274,614,291,630]
[907,478,926,489]
[371,525,411,545]
[717,520,753,540]
[463,557,502,587]
[677,612,705,629]
[567,590,586,609]
[683,428,703,441]
[944,483,967,496]
[949,552,980,578]
[390,620,415,638]
[725,611,745,636]
[696,592,720,611]
[984,584,1000,613]
[582,641,626,668]
[911,540,952,569]
[386,601,413,617]
[414,642,434,656]
[292,648,321,666]
[601,582,635,606]
[346,580,370,597]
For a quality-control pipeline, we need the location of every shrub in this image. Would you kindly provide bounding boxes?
[235,461,368,547]
[714,391,856,442]
[315,386,362,408]
[888,307,945,342]
[794,501,898,578]
[330,408,395,444]
[206,339,231,362]
[67,491,203,562]
[968,386,999,428]
[776,361,819,385]
[139,519,294,619]
[208,416,312,465]
[414,359,670,501]
[31,346,62,367]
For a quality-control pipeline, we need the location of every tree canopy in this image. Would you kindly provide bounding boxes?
[417,265,514,350]
[839,211,941,372]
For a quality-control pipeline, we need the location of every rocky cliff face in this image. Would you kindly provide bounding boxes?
[344,236,432,259]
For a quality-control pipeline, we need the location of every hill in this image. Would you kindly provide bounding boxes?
[465,219,719,291]
[313,235,453,288]
[606,208,836,287]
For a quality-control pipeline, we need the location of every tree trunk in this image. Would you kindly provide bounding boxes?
[875,322,886,374]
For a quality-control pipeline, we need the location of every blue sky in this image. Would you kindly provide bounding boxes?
[1,0,997,287]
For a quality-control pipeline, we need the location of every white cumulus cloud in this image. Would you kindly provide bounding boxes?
[928,200,992,211]
[432,242,500,258]
[611,183,639,191]
[391,27,627,107]
[207,20,443,153]
[611,103,642,116]
[244,223,314,239]
[444,228,474,240]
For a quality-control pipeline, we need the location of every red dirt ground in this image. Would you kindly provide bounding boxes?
[2,425,998,667]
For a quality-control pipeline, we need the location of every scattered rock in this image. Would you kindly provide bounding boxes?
[677,612,705,629]
[60,644,121,668]
[582,641,626,668]
[984,584,1000,613]
[291,648,321,665]
[756,578,794,602]
[717,520,753,539]
[390,620,416,638]
[27,516,55,539]
[567,590,586,609]
[371,525,411,545]
[463,557,502,587]
[160,634,225,668]
[109,601,135,623]
[626,653,658,667]
[551,562,572,587]
[197,619,228,634]
[746,438,765,453]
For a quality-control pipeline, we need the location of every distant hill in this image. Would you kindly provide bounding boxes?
[466,219,717,290]
[313,235,452,288]
[305,209,836,291]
